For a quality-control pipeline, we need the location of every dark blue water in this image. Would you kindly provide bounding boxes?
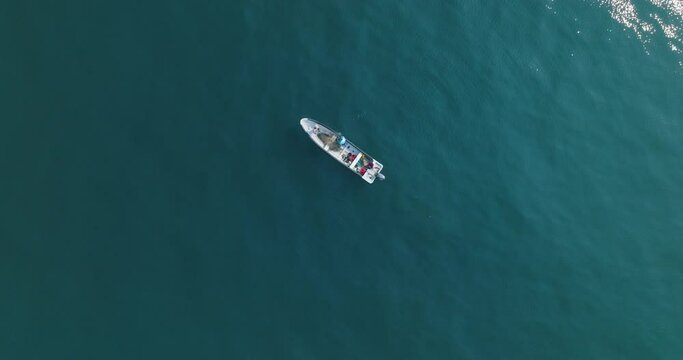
[2,0,683,358]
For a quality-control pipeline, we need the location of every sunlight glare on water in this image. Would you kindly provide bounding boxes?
[598,0,683,60]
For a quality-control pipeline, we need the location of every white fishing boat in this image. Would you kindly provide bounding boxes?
[300,118,385,184]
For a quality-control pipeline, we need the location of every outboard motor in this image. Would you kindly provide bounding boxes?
[377,172,385,181]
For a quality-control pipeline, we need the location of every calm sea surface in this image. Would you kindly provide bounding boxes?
[2,0,683,358]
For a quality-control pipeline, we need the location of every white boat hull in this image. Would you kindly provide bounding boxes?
[300,118,385,184]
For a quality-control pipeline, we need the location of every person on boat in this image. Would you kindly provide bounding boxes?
[359,167,367,175]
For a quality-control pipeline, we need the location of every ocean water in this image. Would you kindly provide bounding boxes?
[2,0,683,358]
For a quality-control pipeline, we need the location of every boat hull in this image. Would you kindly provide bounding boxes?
[300,118,384,184]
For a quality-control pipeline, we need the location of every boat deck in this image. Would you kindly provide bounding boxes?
[301,119,384,183]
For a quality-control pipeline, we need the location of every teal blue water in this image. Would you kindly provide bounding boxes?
[2,0,683,358]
